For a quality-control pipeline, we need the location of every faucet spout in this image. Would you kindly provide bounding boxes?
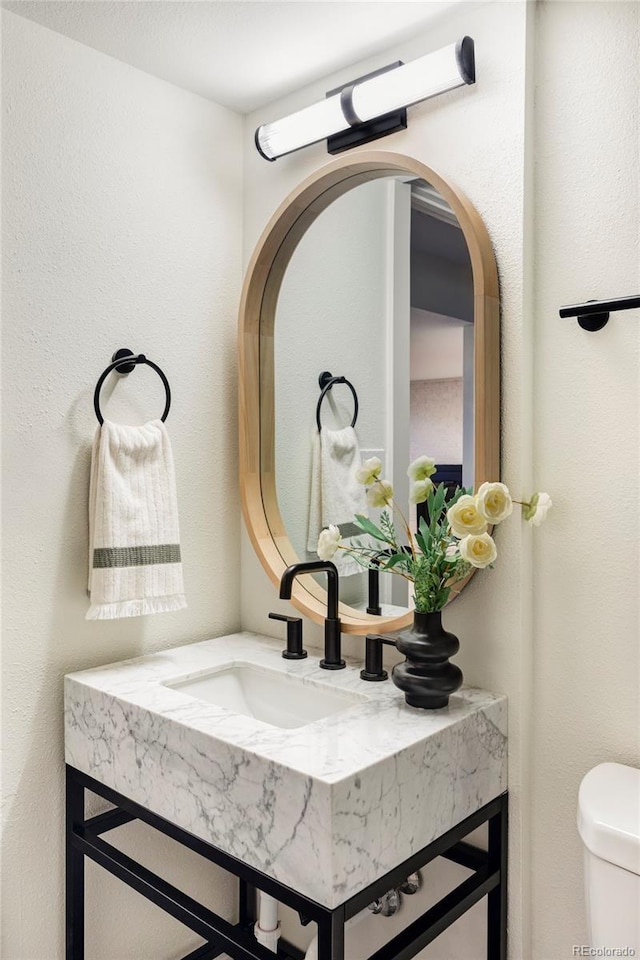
[278,560,344,669]
[279,560,339,619]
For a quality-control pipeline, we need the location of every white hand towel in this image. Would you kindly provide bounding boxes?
[307,426,367,577]
[86,419,187,620]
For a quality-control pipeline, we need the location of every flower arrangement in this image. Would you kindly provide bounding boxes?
[317,456,551,613]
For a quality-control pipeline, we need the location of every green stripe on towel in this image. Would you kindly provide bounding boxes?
[337,522,362,539]
[93,545,182,568]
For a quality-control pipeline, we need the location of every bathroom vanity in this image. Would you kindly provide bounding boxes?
[65,632,507,960]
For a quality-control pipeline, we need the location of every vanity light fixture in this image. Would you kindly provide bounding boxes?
[255,37,475,161]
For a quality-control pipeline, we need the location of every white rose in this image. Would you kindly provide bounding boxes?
[356,457,383,486]
[317,524,341,560]
[524,492,553,526]
[366,480,394,509]
[407,456,437,482]
[459,532,497,569]
[476,481,513,524]
[447,495,488,539]
[409,478,433,504]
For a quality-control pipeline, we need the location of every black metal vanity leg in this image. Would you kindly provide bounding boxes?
[238,877,256,930]
[65,766,85,960]
[487,795,508,960]
[317,905,345,960]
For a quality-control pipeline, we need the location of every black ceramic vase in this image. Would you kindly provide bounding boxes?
[391,611,463,709]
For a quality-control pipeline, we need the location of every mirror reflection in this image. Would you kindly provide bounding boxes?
[272,175,473,617]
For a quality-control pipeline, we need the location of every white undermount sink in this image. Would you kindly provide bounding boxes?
[164,660,369,729]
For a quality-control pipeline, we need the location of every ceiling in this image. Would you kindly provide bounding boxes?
[2,0,465,113]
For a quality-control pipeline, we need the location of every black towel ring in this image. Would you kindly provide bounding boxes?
[316,370,359,433]
[93,349,171,425]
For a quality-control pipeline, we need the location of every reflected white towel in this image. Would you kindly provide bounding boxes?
[307,426,367,577]
[86,419,187,620]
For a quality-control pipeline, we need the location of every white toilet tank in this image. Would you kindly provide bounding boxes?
[578,763,640,952]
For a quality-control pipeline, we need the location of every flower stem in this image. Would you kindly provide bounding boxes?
[336,545,413,582]
[372,478,417,559]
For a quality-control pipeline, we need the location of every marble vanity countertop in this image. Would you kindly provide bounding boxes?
[65,631,507,908]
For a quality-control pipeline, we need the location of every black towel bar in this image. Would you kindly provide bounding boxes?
[559,295,640,331]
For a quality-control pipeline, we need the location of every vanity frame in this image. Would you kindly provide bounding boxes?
[66,764,507,960]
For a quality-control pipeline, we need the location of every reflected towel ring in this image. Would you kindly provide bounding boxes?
[316,370,359,432]
[94,349,171,425]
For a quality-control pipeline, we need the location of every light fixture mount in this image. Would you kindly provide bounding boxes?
[327,62,407,155]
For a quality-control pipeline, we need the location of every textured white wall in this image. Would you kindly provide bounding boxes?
[241,3,533,956]
[531,3,640,957]
[1,11,243,959]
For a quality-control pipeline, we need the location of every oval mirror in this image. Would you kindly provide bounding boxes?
[239,152,499,634]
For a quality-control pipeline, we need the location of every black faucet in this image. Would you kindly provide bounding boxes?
[279,560,345,670]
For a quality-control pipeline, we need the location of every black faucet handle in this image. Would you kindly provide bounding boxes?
[360,633,396,682]
[268,613,307,660]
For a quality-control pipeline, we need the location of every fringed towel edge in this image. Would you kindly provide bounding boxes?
[86,594,187,621]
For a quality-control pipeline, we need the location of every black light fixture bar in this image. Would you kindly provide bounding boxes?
[559,294,640,332]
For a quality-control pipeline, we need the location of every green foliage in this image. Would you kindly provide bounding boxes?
[352,513,393,545]
[379,511,397,544]
[341,482,473,613]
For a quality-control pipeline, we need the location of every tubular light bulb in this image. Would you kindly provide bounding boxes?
[256,96,348,161]
[351,43,469,122]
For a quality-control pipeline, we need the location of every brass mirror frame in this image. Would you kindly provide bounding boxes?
[239,151,499,635]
